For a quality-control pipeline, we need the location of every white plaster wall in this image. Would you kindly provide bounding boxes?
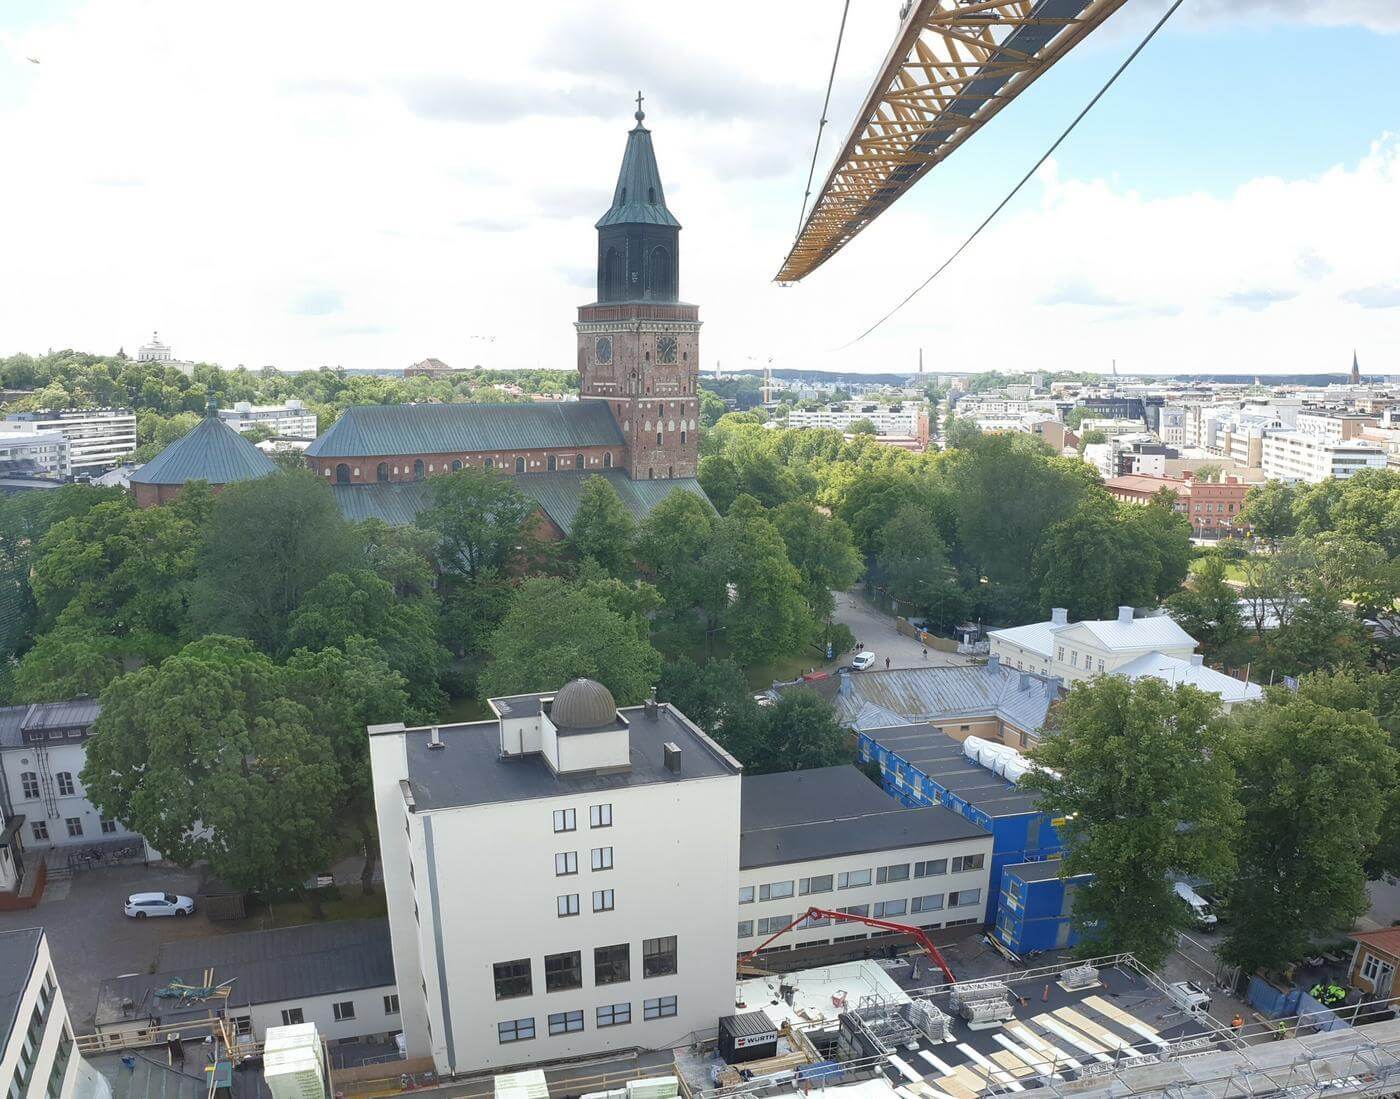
[241,985,400,1044]
[0,934,80,1099]
[556,729,630,773]
[1,743,143,847]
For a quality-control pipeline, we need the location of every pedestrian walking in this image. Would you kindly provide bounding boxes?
[884,656,891,670]
[922,647,928,659]
[1231,1013,1243,1035]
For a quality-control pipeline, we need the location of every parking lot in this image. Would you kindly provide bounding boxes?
[0,863,224,1029]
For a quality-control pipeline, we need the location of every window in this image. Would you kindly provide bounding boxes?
[644,996,677,1020]
[575,453,584,469]
[557,893,580,917]
[555,851,578,876]
[549,1010,584,1035]
[553,808,577,833]
[838,869,871,890]
[737,920,754,938]
[594,943,630,985]
[839,904,870,918]
[451,459,462,472]
[384,994,400,1015]
[333,1001,356,1021]
[876,864,909,884]
[756,915,791,936]
[951,853,985,873]
[1097,659,1105,673]
[738,885,755,905]
[873,899,907,919]
[20,772,38,799]
[915,859,947,878]
[498,1017,535,1043]
[335,463,351,484]
[593,889,615,912]
[548,454,557,472]
[603,452,613,468]
[800,875,833,895]
[100,819,118,834]
[231,1015,252,1036]
[412,459,425,480]
[656,432,663,446]
[680,430,686,444]
[377,461,389,482]
[643,936,677,977]
[597,1002,631,1027]
[494,959,532,999]
[281,1008,304,1026]
[949,888,982,908]
[515,456,526,473]
[31,821,48,841]
[759,881,794,901]
[591,846,613,871]
[911,894,944,913]
[590,803,612,828]
[46,1028,73,1099]
[485,456,494,470]
[55,772,74,796]
[545,951,582,992]
[1057,646,1065,662]
[65,818,82,837]
[1070,651,1079,667]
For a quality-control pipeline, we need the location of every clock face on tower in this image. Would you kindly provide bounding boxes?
[595,336,613,364]
[656,335,678,364]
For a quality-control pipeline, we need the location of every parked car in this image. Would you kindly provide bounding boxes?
[124,892,195,919]
[850,651,877,671]
[1167,980,1212,1017]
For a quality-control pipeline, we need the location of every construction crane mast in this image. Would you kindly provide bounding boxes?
[737,906,958,984]
[778,0,1127,283]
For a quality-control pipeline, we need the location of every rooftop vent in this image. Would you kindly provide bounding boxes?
[663,741,682,775]
[1117,605,1134,625]
[644,687,658,719]
[427,726,445,751]
[1050,607,1068,626]
[1018,672,1032,691]
[987,653,1000,672]
[1190,654,1204,667]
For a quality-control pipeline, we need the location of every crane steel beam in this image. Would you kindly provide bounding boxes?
[776,0,1127,283]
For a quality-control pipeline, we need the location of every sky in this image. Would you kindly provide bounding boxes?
[1,0,1398,377]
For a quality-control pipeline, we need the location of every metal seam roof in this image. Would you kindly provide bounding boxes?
[129,416,279,487]
[595,122,681,230]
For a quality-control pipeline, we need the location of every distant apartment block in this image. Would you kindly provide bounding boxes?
[1260,431,1388,484]
[0,428,68,478]
[0,408,137,474]
[217,398,318,438]
[787,403,924,437]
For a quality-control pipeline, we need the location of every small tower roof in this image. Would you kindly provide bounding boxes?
[130,415,279,487]
[596,93,681,230]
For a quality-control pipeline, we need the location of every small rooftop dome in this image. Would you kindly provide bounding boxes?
[551,678,618,731]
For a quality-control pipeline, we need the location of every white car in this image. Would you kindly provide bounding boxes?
[124,891,195,919]
[850,651,877,671]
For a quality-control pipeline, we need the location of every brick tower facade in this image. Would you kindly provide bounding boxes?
[576,99,700,480]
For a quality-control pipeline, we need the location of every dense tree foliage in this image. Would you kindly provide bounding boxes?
[568,477,636,578]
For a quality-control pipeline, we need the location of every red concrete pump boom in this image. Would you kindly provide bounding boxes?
[737,906,956,984]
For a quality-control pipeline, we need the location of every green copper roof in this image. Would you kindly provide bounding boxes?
[129,416,279,486]
[306,402,624,460]
[331,472,710,535]
[595,115,680,230]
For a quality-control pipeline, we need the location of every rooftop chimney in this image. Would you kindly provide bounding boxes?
[1051,607,1068,626]
[987,653,1001,673]
[1117,605,1134,625]
[1019,673,1032,691]
[427,726,445,750]
[663,741,682,775]
[1190,654,1204,667]
[644,687,658,719]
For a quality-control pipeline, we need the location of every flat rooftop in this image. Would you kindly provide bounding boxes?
[863,724,1043,817]
[1005,859,1083,884]
[0,927,42,1049]
[740,766,989,869]
[392,702,741,812]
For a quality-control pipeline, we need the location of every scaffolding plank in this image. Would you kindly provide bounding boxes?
[1082,994,1168,1048]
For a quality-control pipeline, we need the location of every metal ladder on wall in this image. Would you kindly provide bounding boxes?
[34,743,60,822]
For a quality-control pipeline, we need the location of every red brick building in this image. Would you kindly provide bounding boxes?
[1103,472,1249,538]
[130,413,278,507]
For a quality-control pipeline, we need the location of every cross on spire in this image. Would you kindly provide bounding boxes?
[634,89,645,123]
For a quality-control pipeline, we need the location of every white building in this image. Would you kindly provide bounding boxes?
[2,927,105,1098]
[1199,409,1282,468]
[787,403,923,436]
[0,700,148,853]
[217,399,318,438]
[1293,410,1376,444]
[737,767,992,955]
[1260,431,1388,484]
[989,606,1261,710]
[369,679,743,1077]
[136,331,172,362]
[0,409,138,474]
[0,428,68,478]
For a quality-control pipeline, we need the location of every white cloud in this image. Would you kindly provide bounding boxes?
[0,2,1397,375]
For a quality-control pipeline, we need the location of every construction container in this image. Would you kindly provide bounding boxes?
[625,1076,679,1099]
[263,1046,325,1099]
[495,1069,550,1099]
[718,1013,778,1064]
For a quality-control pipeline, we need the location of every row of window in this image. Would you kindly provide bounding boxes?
[553,804,612,833]
[493,938,677,1000]
[738,890,982,939]
[498,997,677,1044]
[331,452,617,484]
[8,969,63,1099]
[557,890,615,916]
[274,994,400,1030]
[18,771,80,799]
[29,817,116,842]
[740,856,984,903]
[1058,646,1107,674]
[555,847,613,875]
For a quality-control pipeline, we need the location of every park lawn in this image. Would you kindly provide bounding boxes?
[1190,554,1248,583]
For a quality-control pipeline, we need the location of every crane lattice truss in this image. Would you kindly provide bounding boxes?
[777,0,1127,283]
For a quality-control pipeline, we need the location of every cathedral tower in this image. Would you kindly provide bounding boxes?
[576,96,700,480]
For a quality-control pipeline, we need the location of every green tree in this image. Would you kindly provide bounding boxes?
[1126,498,1194,600]
[478,577,662,704]
[772,501,863,626]
[1078,429,1107,448]
[944,417,982,450]
[1024,677,1240,966]
[698,455,741,514]
[635,492,727,625]
[718,506,814,667]
[1241,480,1300,545]
[80,636,343,895]
[876,503,967,631]
[657,656,752,735]
[419,467,540,583]
[731,689,850,775]
[568,476,636,577]
[1166,556,1248,664]
[1033,496,1161,620]
[846,418,877,435]
[1221,678,1397,973]
[12,619,127,701]
[192,472,357,653]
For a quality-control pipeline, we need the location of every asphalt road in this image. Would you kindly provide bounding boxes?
[831,589,972,670]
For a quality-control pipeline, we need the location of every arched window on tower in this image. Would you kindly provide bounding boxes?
[603,247,624,300]
[377,462,389,482]
[603,452,613,469]
[451,459,462,472]
[412,459,425,481]
[515,456,525,473]
[335,463,351,484]
[646,246,674,300]
[575,453,584,469]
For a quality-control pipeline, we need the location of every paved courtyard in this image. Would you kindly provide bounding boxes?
[831,589,972,670]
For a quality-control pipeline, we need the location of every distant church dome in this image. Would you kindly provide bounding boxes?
[551,678,618,730]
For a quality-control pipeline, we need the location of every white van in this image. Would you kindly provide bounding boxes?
[1174,881,1217,928]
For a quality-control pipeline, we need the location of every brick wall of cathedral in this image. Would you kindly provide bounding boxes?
[306,444,623,484]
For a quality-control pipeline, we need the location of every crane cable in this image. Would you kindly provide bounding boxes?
[795,0,854,239]
[845,0,1187,347]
